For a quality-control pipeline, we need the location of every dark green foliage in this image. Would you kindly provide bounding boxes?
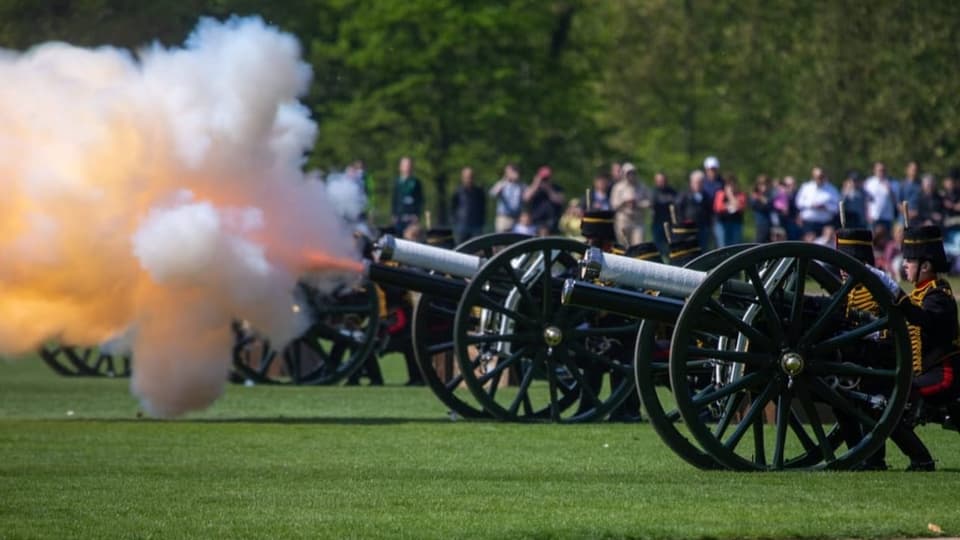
[2,0,958,218]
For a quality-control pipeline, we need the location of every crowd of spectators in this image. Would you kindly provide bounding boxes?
[353,156,960,278]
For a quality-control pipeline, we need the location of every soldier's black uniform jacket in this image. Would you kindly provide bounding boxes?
[894,278,960,373]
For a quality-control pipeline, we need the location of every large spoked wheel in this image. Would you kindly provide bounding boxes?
[669,242,912,471]
[454,237,638,422]
[413,232,531,419]
[231,283,380,385]
[634,244,754,470]
[39,345,131,377]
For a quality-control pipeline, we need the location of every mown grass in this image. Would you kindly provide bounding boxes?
[1,356,959,539]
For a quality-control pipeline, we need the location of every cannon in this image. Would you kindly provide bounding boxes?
[371,232,533,418]
[561,241,914,471]
[230,281,382,385]
[39,344,131,378]
[372,231,653,422]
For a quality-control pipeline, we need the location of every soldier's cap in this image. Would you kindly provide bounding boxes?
[426,227,455,248]
[580,209,617,243]
[626,242,661,261]
[378,224,399,237]
[902,225,949,272]
[669,238,701,263]
[835,228,875,266]
[669,220,698,240]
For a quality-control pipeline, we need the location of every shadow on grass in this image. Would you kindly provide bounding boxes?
[47,416,472,425]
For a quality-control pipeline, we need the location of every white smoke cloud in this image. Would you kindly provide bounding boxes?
[0,16,360,417]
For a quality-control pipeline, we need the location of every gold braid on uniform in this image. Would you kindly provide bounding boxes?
[902,280,954,373]
[845,285,879,318]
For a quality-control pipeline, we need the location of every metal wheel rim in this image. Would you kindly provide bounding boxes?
[454,237,634,422]
[668,242,912,471]
[412,232,531,419]
[634,244,753,469]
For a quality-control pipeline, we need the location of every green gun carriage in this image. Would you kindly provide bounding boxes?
[558,240,951,470]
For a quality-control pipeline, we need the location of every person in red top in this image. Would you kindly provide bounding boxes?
[712,174,747,246]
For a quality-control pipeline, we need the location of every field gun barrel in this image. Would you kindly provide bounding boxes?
[364,261,467,299]
[375,235,482,278]
[562,279,733,334]
[561,279,684,323]
[580,248,755,298]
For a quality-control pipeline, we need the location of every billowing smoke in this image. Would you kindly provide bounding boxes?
[0,16,360,417]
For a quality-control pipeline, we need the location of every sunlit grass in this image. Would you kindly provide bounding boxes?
[1,356,959,539]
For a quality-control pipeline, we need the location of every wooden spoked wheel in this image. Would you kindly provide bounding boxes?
[668,242,912,470]
[412,232,531,419]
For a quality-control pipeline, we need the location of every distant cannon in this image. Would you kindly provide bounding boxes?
[561,241,913,471]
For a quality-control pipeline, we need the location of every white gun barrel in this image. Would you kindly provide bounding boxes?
[580,248,706,298]
[374,235,482,278]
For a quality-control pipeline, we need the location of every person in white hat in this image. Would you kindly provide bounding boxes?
[610,162,651,245]
[702,156,725,248]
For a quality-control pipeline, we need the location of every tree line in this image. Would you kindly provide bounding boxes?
[2,0,958,225]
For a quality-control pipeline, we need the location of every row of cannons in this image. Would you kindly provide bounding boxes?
[40,216,960,470]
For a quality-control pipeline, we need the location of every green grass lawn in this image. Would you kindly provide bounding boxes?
[2,356,959,539]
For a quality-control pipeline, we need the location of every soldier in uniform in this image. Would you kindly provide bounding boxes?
[865,225,960,470]
[607,241,662,422]
[667,220,702,266]
[576,210,636,419]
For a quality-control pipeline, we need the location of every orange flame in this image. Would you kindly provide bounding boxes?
[302,250,364,274]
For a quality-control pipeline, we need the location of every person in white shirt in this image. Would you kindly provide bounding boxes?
[864,161,901,233]
[795,166,840,236]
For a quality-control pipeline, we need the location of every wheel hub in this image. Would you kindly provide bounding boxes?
[780,351,804,376]
[542,326,563,347]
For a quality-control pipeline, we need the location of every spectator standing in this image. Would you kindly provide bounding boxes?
[391,156,424,236]
[713,174,747,246]
[773,176,801,240]
[749,174,775,243]
[840,170,868,228]
[795,167,840,236]
[942,169,960,236]
[610,162,651,245]
[702,156,725,248]
[450,166,487,244]
[864,161,901,234]
[523,166,565,233]
[915,173,944,227]
[675,170,713,252]
[650,172,677,256]
[587,173,613,210]
[610,162,623,186]
[901,160,922,222]
[489,163,526,233]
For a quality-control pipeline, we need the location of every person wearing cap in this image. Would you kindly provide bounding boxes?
[610,162,651,246]
[523,165,565,233]
[702,156,725,249]
[607,241,663,423]
[650,172,677,256]
[833,227,938,471]
[575,210,621,418]
[667,221,702,266]
[867,225,960,470]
